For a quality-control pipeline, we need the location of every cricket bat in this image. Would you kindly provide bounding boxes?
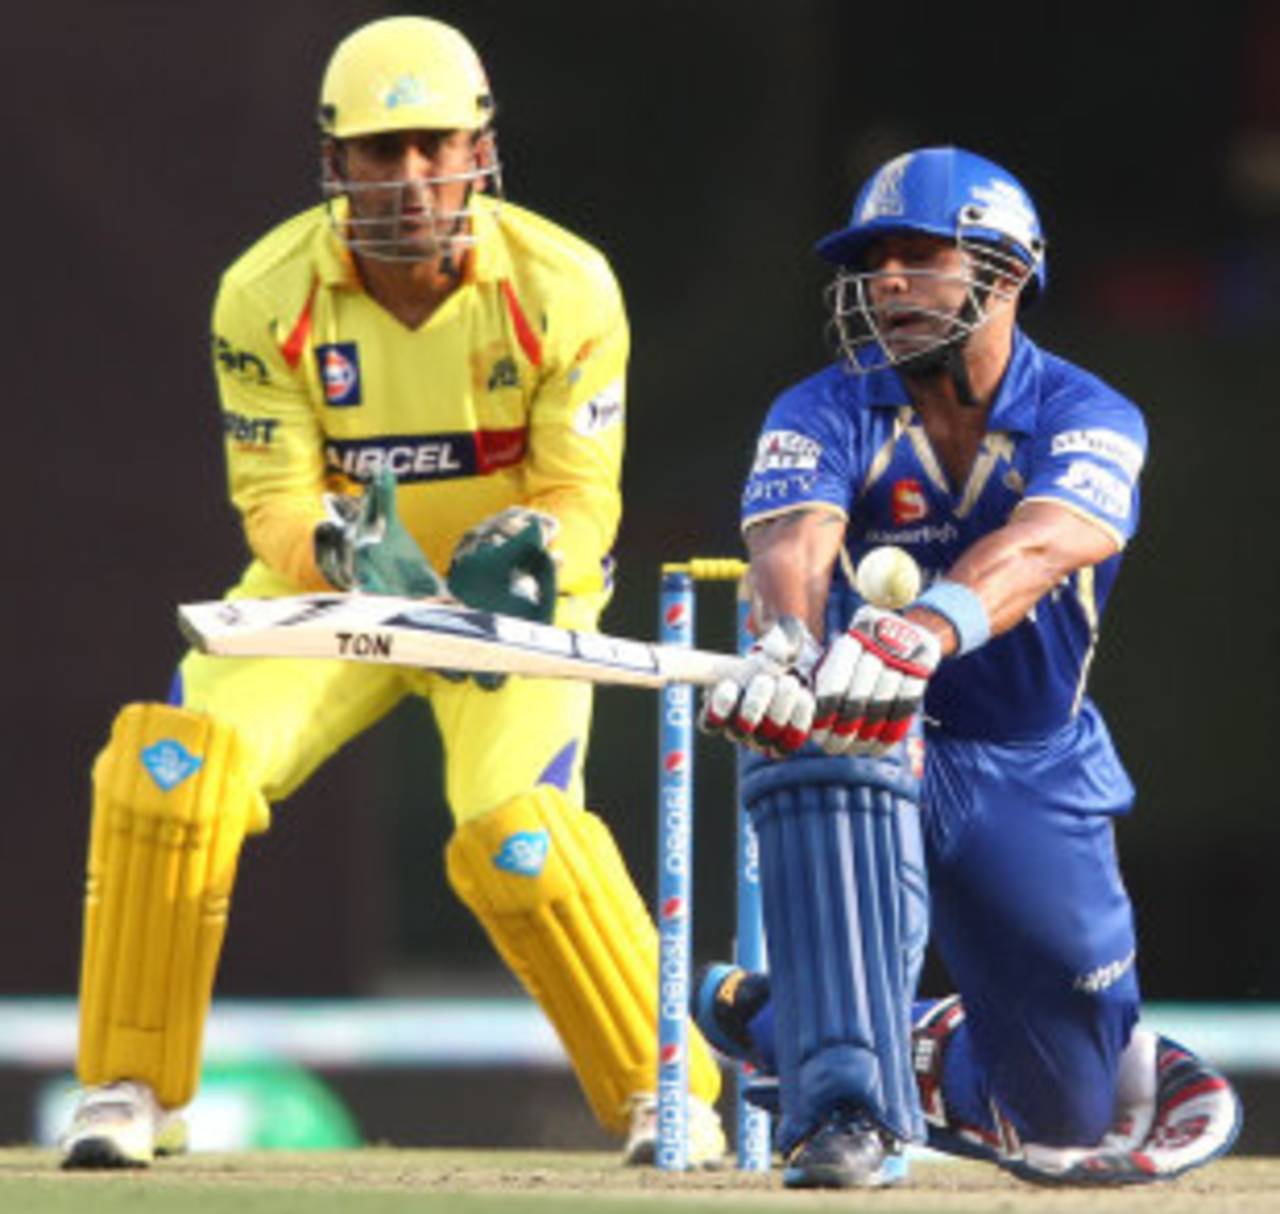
[177,594,750,689]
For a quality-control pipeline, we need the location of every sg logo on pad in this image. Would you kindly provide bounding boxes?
[494,830,550,877]
[316,342,362,406]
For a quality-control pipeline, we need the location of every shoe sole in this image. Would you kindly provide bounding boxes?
[61,1137,150,1170]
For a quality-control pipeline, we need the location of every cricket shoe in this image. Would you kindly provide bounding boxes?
[782,1113,902,1189]
[60,1080,189,1169]
[621,1092,727,1168]
[689,963,771,1065]
[1006,1033,1243,1186]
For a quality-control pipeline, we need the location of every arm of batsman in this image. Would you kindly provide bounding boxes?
[698,616,820,757]
[447,507,561,624]
[314,469,447,598]
[811,605,941,756]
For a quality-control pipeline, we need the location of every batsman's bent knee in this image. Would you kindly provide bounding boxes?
[445,785,721,1135]
[78,703,268,1109]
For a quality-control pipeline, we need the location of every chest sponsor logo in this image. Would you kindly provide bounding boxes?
[891,478,929,525]
[573,380,624,436]
[752,429,821,474]
[1055,459,1132,519]
[324,428,527,483]
[316,342,362,406]
[1050,428,1143,479]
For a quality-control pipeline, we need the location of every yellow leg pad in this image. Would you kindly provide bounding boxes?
[78,703,267,1109]
[446,786,721,1135]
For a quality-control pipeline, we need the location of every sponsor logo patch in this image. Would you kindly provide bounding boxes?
[324,428,526,483]
[1050,428,1143,479]
[141,739,203,792]
[316,342,362,406]
[493,830,551,877]
[891,478,929,525]
[1055,459,1132,519]
[487,356,520,391]
[572,381,624,436]
[752,430,821,474]
[213,334,269,384]
[223,411,279,447]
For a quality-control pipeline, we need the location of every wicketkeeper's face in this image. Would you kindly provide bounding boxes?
[330,127,495,262]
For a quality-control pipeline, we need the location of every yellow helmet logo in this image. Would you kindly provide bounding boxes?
[319,16,493,139]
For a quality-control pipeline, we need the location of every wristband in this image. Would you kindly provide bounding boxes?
[910,580,990,656]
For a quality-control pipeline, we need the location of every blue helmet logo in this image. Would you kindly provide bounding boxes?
[817,147,1046,300]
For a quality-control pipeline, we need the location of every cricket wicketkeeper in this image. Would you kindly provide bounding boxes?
[62,14,725,1168]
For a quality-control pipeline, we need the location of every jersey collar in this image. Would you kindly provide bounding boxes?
[856,328,1042,436]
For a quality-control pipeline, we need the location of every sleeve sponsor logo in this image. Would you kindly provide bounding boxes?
[324,427,527,483]
[1054,459,1132,519]
[1050,428,1143,480]
[315,342,362,406]
[572,380,624,436]
[742,473,817,507]
[751,429,822,474]
[213,334,270,384]
[223,411,279,447]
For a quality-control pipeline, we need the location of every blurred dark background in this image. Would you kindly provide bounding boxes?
[6,0,1279,1043]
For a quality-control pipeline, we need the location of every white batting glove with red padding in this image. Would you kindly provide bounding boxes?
[698,616,819,758]
[811,605,942,756]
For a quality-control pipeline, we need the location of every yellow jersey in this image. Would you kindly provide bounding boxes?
[211,195,627,596]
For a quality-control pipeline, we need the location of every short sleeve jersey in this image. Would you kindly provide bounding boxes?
[211,195,628,596]
[740,332,1147,741]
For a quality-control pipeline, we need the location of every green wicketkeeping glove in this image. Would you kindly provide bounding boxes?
[447,507,560,623]
[314,469,446,598]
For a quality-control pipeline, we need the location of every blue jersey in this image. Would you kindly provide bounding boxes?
[740,331,1147,743]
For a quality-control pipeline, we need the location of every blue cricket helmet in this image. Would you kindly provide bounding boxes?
[816,147,1047,302]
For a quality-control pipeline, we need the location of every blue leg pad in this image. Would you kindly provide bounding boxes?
[743,750,928,1151]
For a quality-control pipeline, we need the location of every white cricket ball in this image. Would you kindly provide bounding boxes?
[855,545,922,610]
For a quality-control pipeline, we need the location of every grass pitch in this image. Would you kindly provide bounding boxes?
[2,1148,1278,1213]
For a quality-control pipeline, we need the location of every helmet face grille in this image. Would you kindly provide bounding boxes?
[826,242,1034,376]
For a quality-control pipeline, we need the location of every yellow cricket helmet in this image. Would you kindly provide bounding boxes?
[319,16,494,139]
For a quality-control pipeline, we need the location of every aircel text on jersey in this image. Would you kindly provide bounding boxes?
[325,441,462,479]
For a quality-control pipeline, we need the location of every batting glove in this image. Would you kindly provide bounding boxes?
[698,617,820,758]
[811,605,941,756]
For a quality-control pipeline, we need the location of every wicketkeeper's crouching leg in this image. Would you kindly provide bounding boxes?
[445,784,724,1163]
[65,703,270,1168]
[741,747,929,1188]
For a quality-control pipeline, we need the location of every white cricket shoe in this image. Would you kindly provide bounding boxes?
[60,1080,189,1169]
[621,1092,727,1168]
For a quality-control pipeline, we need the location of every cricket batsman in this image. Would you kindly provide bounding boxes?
[695,147,1241,1187]
[61,15,724,1168]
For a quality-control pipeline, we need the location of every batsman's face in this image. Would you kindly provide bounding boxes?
[861,234,973,360]
[335,128,485,261]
